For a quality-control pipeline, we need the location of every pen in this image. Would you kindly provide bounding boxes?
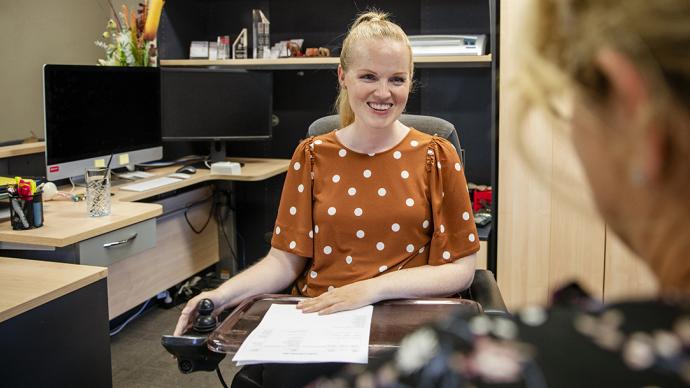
[11,199,30,228]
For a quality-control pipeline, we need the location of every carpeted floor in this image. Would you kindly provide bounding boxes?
[110,304,240,388]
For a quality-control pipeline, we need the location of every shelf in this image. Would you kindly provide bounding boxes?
[159,54,492,70]
[0,142,45,159]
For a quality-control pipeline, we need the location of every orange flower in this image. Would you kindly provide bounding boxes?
[143,0,165,41]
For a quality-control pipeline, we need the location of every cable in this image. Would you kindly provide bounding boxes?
[215,189,239,266]
[183,192,215,234]
[67,176,77,192]
[109,298,151,337]
[216,367,228,388]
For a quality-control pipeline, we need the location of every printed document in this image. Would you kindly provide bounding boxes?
[232,304,373,365]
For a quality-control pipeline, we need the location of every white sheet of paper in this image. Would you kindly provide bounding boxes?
[232,304,373,365]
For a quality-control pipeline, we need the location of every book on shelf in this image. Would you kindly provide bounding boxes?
[409,35,487,56]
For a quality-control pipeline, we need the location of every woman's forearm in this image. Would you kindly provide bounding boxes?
[215,247,307,308]
[369,254,477,302]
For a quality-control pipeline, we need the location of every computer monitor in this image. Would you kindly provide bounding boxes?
[43,65,163,181]
[160,68,272,161]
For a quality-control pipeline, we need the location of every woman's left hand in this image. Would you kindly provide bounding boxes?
[296,279,379,315]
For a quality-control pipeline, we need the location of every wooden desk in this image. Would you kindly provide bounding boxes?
[114,157,291,202]
[0,200,161,248]
[0,157,289,319]
[0,157,289,247]
[0,257,111,387]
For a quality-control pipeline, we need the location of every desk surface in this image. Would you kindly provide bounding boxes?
[115,157,290,202]
[0,257,107,323]
[0,157,289,247]
[0,200,161,247]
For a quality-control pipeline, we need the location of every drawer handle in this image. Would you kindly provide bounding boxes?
[103,233,138,248]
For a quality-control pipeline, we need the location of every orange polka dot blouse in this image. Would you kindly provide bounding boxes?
[271,128,480,297]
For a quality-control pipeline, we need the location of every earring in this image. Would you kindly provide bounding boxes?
[629,168,646,186]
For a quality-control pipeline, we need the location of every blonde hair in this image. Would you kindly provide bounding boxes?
[516,0,690,291]
[335,10,414,128]
[518,0,690,176]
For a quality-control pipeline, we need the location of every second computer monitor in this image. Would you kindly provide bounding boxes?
[160,68,272,142]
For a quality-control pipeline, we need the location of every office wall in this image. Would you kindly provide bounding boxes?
[0,0,139,143]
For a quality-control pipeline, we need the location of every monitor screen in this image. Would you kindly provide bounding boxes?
[160,68,272,141]
[43,65,162,181]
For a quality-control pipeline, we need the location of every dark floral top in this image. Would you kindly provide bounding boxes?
[312,284,690,387]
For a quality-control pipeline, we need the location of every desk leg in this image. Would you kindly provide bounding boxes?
[216,181,238,279]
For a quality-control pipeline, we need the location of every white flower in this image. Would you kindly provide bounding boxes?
[470,337,525,383]
[116,32,136,66]
[395,328,439,373]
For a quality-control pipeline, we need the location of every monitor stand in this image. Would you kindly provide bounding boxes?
[209,141,226,163]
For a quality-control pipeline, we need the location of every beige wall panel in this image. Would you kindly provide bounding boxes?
[476,241,487,270]
[547,131,606,300]
[497,0,553,309]
[498,0,607,308]
[0,0,139,142]
[604,231,658,302]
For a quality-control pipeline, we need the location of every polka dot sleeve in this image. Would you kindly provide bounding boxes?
[427,137,480,265]
[271,138,314,258]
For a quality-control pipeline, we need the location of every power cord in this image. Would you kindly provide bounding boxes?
[215,189,241,268]
[109,298,151,337]
[68,176,77,192]
[183,192,215,234]
[216,367,228,388]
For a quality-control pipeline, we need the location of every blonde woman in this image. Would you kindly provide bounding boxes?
[318,1,690,386]
[175,11,478,341]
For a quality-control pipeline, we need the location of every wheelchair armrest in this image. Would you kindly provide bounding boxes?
[464,269,509,316]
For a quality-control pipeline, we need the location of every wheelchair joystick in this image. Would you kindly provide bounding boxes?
[161,298,226,374]
[193,298,218,333]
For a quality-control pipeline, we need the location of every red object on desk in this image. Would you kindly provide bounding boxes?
[473,189,492,212]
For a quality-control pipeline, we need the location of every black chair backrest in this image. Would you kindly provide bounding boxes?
[307,114,462,152]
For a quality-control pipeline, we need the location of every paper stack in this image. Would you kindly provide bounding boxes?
[232,304,373,365]
[409,35,487,56]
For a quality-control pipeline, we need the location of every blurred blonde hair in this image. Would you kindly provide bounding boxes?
[516,0,690,189]
[336,10,414,128]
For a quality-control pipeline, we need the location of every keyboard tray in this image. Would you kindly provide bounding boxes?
[207,294,481,359]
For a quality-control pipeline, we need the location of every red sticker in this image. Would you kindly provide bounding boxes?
[49,165,59,172]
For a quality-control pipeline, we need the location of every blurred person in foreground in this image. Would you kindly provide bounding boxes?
[314,1,690,386]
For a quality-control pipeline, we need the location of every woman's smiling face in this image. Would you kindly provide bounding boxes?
[338,38,412,131]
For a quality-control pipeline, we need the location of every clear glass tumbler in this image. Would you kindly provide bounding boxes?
[85,168,111,217]
[217,35,230,60]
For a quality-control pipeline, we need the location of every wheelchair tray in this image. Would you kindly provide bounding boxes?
[207,294,481,358]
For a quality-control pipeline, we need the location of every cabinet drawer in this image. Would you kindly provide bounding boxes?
[78,219,156,267]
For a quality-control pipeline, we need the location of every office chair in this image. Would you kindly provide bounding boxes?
[308,113,460,148]
[231,114,508,388]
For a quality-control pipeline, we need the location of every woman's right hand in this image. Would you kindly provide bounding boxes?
[173,289,228,336]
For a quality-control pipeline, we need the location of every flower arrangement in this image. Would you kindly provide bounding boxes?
[95,0,165,67]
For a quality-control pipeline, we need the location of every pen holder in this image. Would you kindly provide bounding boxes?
[9,192,44,230]
[85,168,111,217]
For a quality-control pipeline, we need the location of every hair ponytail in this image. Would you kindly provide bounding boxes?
[352,10,389,26]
